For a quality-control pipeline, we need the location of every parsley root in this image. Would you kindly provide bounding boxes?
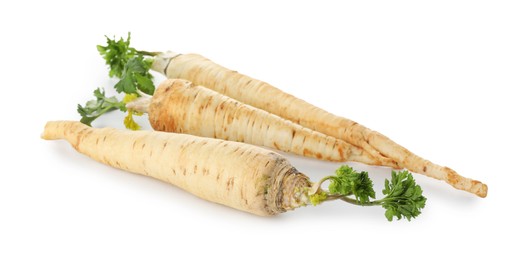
[153,52,487,198]
[42,121,425,220]
[83,33,487,198]
[127,79,396,167]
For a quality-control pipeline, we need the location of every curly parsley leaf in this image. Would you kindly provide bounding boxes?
[328,165,375,204]
[311,166,426,221]
[379,170,427,221]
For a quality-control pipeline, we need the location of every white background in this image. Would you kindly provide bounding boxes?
[1,0,530,259]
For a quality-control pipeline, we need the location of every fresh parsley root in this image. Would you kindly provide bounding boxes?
[79,33,487,198]
[42,121,426,220]
[129,79,394,166]
[80,34,398,167]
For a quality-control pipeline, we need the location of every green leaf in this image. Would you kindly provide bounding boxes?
[311,166,426,222]
[97,32,135,78]
[384,208,395,221]
[328,165,375,204]
[114,56,155,95]
[115,73,135,94]
[134,73,155,95]
[77,88,124,126]
[378,170,427,222]
[86,33,157,127]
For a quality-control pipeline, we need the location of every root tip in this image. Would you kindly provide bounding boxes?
[476,183,488,198]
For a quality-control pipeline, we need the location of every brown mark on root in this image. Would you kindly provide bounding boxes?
[337,146,344,160]
[132,140,137,149]
[240,189,249,205]
[226,177,235,190]
[291,130,296,139]
[423,166,427,173]
[172,168,177,175]
[182,168,187,176]
[445,167,459,185]
[163,141,168,150]
[142,143,146,150]
[193,165,198,174]
[74,130,87,150]
[273,142,280,150]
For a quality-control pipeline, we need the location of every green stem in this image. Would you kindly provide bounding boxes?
[340,197,381,206]
[136,50,162,57]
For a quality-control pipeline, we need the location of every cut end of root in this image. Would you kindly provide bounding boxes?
[126,96,152,114]
[151,51,181,75]
[277,169,312,212]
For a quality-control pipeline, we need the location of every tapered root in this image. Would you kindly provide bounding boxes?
[153,52,487,197]
[42,121,316,216]
[363,129,488,197]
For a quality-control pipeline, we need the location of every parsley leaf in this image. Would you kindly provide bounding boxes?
[79,33,157,129]
[379,170,427,221]
[97,32,136,78]
[328,165,375,204]
[114,56,155,95]
[310,166,427,221]
[77,88,124,126]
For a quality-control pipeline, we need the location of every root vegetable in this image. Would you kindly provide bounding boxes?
[83,33,487,197]
[42,121,310,216]
[127,79,396,167]
[152,52,487,198]
[41,121,426,220]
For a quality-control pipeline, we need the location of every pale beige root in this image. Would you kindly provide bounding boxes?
[362,129,488,197]
[147,79,392,167]
[153,53,487,197]
[41,121,312,216]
